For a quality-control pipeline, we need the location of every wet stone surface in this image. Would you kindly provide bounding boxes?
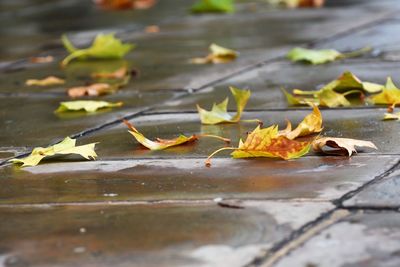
[274,210,400,267]
[0,156,397,204]
[0,201,332,267]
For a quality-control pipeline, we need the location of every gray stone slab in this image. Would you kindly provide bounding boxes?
[79,109,399,159]
[0,201,332,267]
[0,156,396,204]
[343,169,400,208]
[274,211,400,267]
[0,90,178,151]
[158,60,400,112]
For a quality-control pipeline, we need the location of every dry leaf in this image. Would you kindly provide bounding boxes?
[269,0,324,8]
[312,137,377,156]
[145,25,160,33]
[26,76,65,86]
[29,56,54,63]
[206,124,311,166]
[284,105,323,140]
[383,112,400,121]
[91,66,128,79]
[94,0,156,10]
[9,137,97,167]
[67,83,115,98]
[370,77,400,105]
[197,87,252,124]
[124,120,229,150]
[190,43,238,64]
[56,100,123,113]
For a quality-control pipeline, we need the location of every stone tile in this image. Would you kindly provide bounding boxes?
[79,109,400,160]
[158,60,400,112]
[343,168,400,208]
[274,211,400,267]
[0,90,178,151]
[0,156,396,204]
[0,201,332,267]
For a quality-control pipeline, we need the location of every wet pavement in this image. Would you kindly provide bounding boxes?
[1,0,400,266]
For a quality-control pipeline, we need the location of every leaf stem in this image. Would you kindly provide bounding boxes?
[341,46,372,59]
[197,134,231,143]
[205,147,237,167]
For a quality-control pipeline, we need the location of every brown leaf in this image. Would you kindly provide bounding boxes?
[145,25,160,33]
[91,66,128,79]
[29,56,54,63]
[312,137,377,156]
[26,76,65,86]
[67,83,115,98]
[95,0,156,10]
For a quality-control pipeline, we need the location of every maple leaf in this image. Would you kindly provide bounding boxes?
[25,76,65,86]
[124,120,230,150]
[191,0,234,13]
[312,137,377,156]
[56,100,123,113]
[205,124,311,166]
[197,86,253,124]
[190,43,238,64]
[67,83,116,98]
[370,77,400,105]
[284,105,323,140]
[61,34,134,66]
[9,137,97,167]
[287,47,371,65]
[284,71,383,107]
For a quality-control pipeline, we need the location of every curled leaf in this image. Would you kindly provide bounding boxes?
[268,0,324,8]
[56,100,123,113]
[206,124,311,166]
[197,86,252,124]
[95,0,156,10]
[26,76,65,86]
[29,56,54,63]
[67,83,115,98]
[91,66,128,79]
[370,77,400,105]
[190,43,238,64]
[285,105,323,140]
[191,0,234,13]
[61,34,134,66]
[9,137,97,167]
[124,120,230,150]
[312,137,377,156]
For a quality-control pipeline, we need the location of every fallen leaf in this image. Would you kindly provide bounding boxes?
[287,47,341,65]
[206,124,311,166]
[91,66,128,79]
[9,137,97,167]
[61,33,134,66]
[191,0,234,13]
[67,83,115,98]
[370,77,400,105]
[190,43,238,64]
[124,120,230,150]
[197,86,251,124]
[285,105,323,140]
[268,0,324,8]
[383,112,400,120]
[145,25,160,33]
[56,100,123,113]
[312,137,377,156]
[29,56,54,63]
[25,76,65,86]
[94,0,156,10]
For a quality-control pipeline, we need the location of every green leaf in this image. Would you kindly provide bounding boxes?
[287,47,342,65]
[61,33,134,66]
[371,77,400,105]
[9,137,98,167]
[56,100,123,113]
[191,0,234,13]
[197,86,251,124]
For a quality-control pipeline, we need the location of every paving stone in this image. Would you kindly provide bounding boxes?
[0,155,396,204]
[0,90,178,151]
[343,168,400,208]
[78,109,400,160]
[158,60,400,112]
[0,201,332,267]
[274,210,400,267]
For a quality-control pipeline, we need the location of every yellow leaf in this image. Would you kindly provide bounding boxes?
[26,76,65,86]
[370,77,400,105]
[91,66,129,79]
[312,137,377,156]
[56,100,123,113]
[383,112,400,121]
[190,43,238,64]
[285,105,323,140]
[9,137,97,167]
[197,86,251,124]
